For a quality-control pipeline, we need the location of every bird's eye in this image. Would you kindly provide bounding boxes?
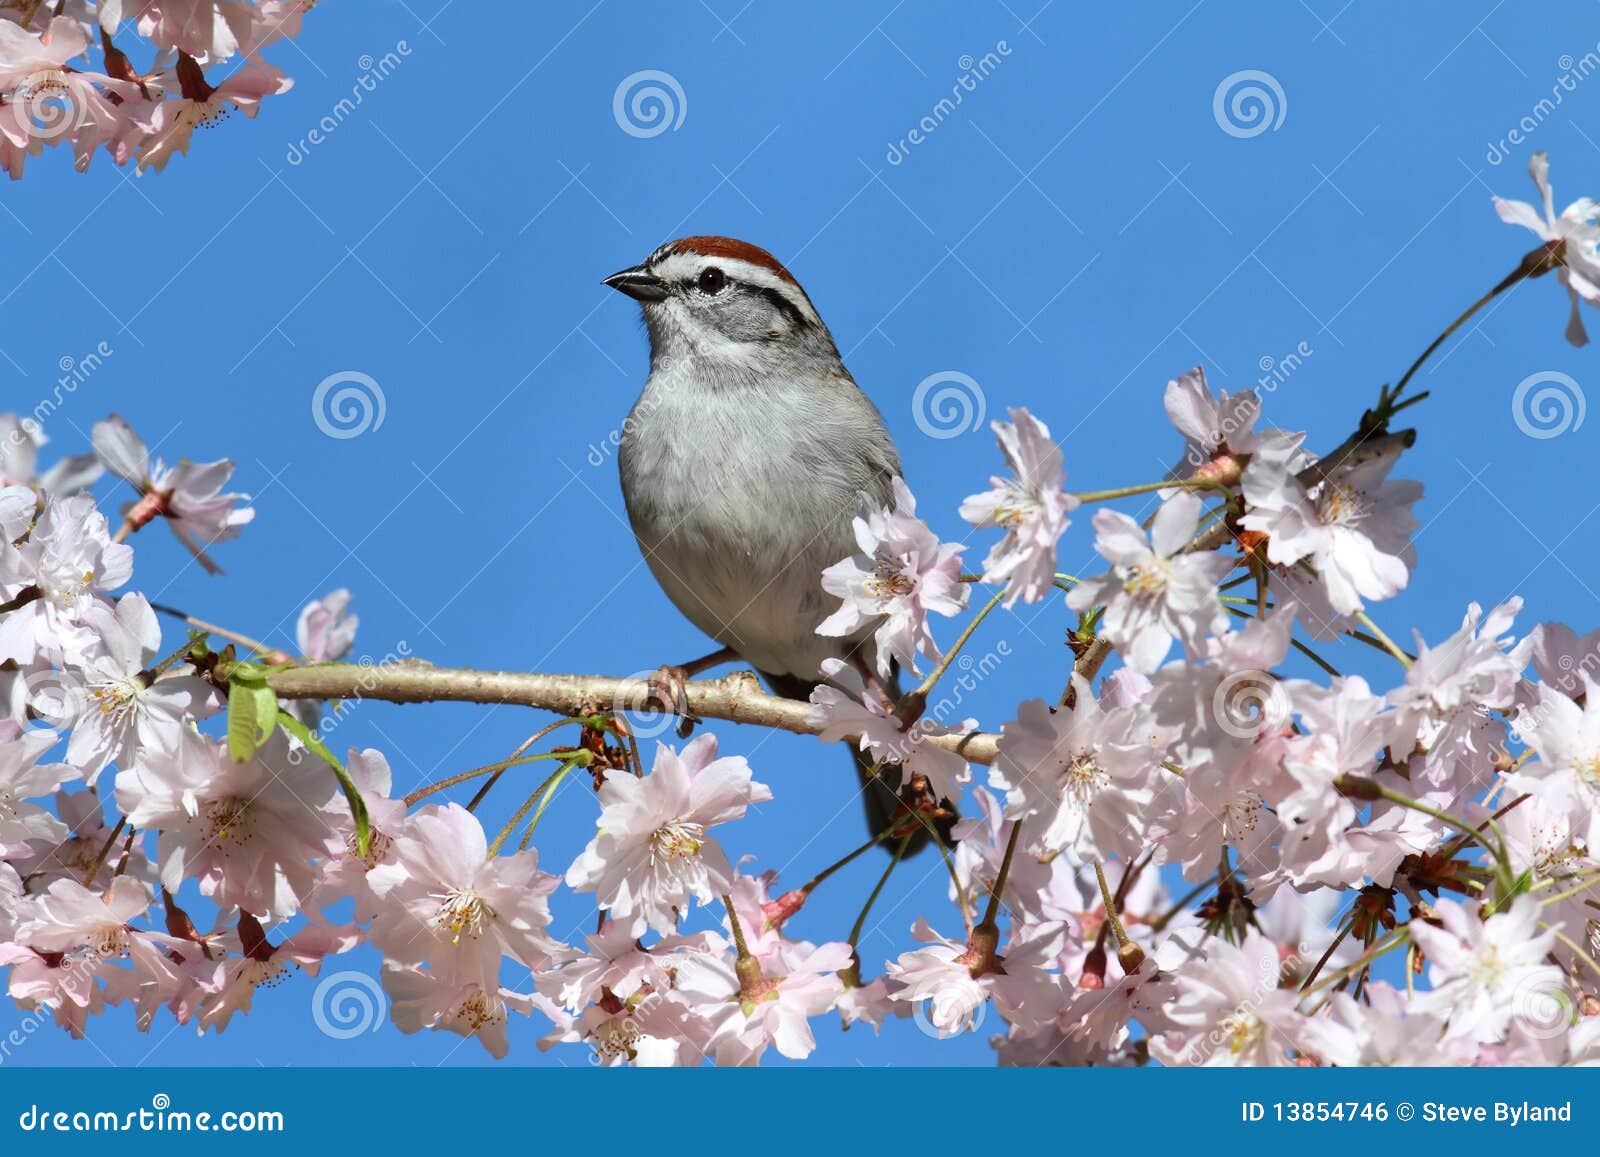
[697,266,726,294]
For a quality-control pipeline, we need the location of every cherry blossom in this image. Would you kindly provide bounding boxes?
[0,492,133,665]
[367,802,563,984]
[1510,672,1600,851]
[114,729,340,917]
[55,593,216,783]
[0,729,76,855]
[819,476,967,677]
[1163,366,1272,480]
[1409,897,1569,1044]
[297,588,358,661]
[960,407,1077,607]
[1241,440,1421,617]
[1146,927,1308,1066]
[93,414,254,574]
[566,734,771,936]
[991,686,1169,862]
[1494,151,1600,345]
[808,656,973,803]
[0,415,100,494]
[1,169,1598,1071]
[1067,492,1235,673]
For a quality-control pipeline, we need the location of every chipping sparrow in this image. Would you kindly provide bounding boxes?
[604,235,944,851]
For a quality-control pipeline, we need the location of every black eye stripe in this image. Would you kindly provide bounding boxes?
[757,285,808,328]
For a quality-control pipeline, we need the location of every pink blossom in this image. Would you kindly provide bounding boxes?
[92,414,255,573]
[383,964,539,1060]
[565,734,771,937]
[368,802,562,985]
[819,476,967,678]
[1409,897,1566,1044]
[1067,492,1235,673]
[1240,440,1420,617]
[0,728,75,855]
[808,656,973,803]
[297,588,358,660]
[1493,151,1600,345]
[0,492,133,665]
[114,729,340,917]
[991,687,1169,862]
[54,593,217,783]
[960,408,1077,607]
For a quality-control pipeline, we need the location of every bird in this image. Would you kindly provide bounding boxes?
[603,235,945,853]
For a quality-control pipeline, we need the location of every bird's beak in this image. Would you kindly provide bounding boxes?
[602,265,668,302]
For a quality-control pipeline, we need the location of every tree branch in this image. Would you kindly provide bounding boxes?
[266,663,1003,765]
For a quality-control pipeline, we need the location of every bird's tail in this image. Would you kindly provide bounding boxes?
[763,668,951,857]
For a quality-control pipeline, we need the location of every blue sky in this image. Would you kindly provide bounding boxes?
[7,0,1600,1067]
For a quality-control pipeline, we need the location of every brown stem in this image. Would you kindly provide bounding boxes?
[268,665,1004,765]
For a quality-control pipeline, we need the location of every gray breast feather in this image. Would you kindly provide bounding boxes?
[619,373,899,679]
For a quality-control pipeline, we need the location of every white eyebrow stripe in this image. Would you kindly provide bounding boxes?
[648,252,821,327]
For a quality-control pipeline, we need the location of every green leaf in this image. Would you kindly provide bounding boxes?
[276,709,371,858]
[225,661,271,687]
[226,680,279,762]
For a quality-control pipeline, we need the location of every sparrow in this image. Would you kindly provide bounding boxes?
[604,235,942,852]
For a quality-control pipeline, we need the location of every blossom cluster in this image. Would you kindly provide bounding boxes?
[1,154,1599,1066]
[0,1,308,178]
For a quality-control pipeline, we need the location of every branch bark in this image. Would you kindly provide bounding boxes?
[266,663,1003,765]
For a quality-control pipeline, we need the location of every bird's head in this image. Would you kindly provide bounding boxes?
[604,236,842,379]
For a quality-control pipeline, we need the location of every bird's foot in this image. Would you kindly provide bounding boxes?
[646,664,699,739]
